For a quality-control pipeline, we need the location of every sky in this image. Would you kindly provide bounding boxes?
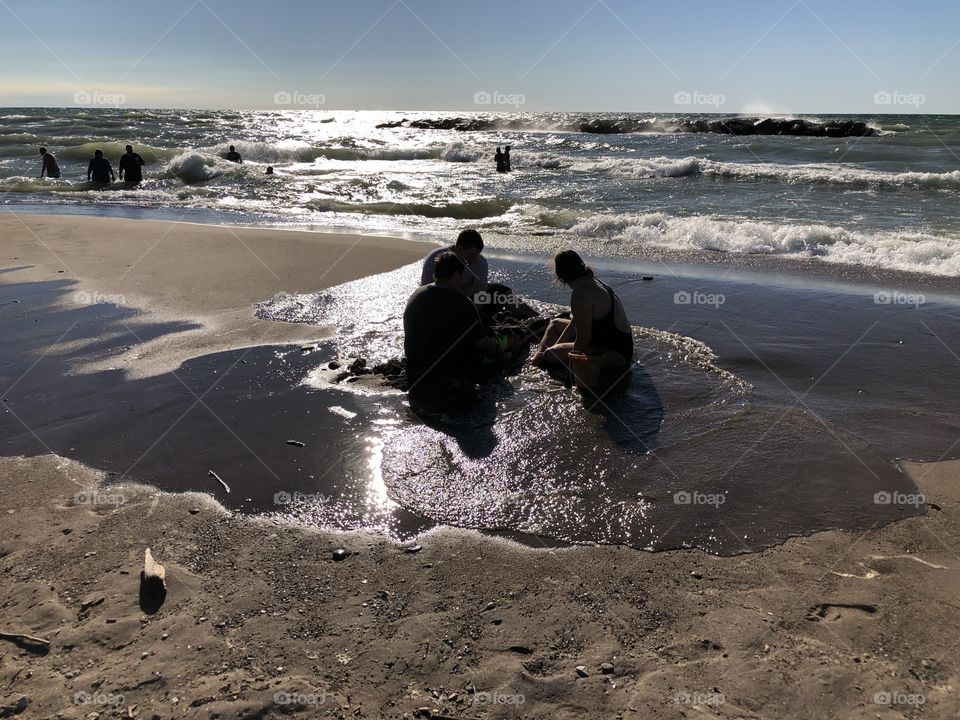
[0,0,957,113]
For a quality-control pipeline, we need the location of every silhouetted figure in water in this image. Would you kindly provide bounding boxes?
[87,149,114,184]
[504,145,512,172]
[118,145,145,183]
[225,145,242,163]
[265,165,274,175]
[494,146,507,173]
[39,147,61,178]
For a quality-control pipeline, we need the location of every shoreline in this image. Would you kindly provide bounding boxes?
[5,204,960,296]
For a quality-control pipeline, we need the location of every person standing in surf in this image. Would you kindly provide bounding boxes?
[225,145,243,163]
[87,149,114,184]
[504,145,512,172]
[39,148,61,179]
[531,250,633,370]
[494,146,507,173]
[118,145,145,183]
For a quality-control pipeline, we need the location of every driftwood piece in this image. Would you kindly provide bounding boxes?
[0,631,50,647]
[208,470,230,493]
[139,548,167,614]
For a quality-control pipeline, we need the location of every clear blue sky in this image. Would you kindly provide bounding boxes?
[0,0,956,113]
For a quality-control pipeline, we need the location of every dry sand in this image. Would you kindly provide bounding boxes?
[0,214,432,378]
[1,214,959,719]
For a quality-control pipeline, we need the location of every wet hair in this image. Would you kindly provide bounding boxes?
[94,149,103,158]
[229,145,235,151]
[434,251,465,281]
[39,147,47,154]
[455,228,483,251]
[554,249,593,283]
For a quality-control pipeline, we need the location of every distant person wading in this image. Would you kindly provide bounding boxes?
[39,147,60,178]
[87,149,114,184]
[118,145,145,183]
[225,145,243,163]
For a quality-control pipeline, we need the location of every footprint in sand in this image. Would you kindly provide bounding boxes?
[805,603,878,622]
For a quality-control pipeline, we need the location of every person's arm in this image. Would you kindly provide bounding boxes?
[40,160,46,178]
[570,287,593,352]
[136,154,144,166]
[419,253,436,286]
[87,159,93,180]
[117,157,124,180]
[475,255,489,292]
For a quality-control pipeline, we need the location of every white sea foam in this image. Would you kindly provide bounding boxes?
[567,211,960,276]
[576,155,960,189]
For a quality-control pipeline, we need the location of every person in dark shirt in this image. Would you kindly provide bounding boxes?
[404,251,500,386]
[87,149,114,184]
[494,146,507,173]
[504,145,512,171]
[118,145,145,183]
[225,145,242,163]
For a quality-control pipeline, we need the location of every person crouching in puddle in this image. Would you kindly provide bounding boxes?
[531,250,633,379]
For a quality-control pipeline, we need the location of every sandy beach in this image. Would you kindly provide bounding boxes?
[2,214,959,719]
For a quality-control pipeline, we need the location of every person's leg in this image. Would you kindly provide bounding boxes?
[531,318,570,364]
[541,341,575,368]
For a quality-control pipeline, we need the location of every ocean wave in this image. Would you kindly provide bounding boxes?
[161,151,236,183]
[305,197,512,220]
[202,140,480,164]
[577,155,960,189]
[567,211,960,276]
[58,141,180,163]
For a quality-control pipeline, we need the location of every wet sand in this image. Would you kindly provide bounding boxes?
[2,213,960,717]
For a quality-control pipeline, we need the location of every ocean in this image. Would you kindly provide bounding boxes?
[2,108,959,277]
